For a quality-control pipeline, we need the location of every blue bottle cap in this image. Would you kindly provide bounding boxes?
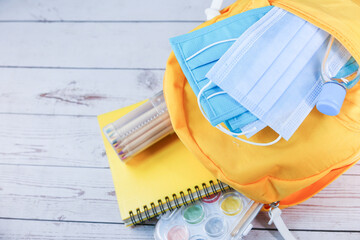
[316,82,346,116]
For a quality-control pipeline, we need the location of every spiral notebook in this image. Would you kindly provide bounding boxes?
[98,101,230,226]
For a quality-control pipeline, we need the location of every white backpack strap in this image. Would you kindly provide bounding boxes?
[268,204,297,240]
[205,0,224,20]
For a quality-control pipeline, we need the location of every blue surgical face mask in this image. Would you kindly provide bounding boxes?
[225,119,267,139]
[207,7,351,141]
[169,7,273,129]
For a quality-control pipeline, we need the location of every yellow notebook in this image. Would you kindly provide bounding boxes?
[98,101,229,226]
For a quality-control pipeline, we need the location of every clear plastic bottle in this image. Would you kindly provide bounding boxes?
[317,37,360,116]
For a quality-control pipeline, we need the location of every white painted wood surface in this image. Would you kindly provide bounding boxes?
[1,219,360,240]
[0,0,359,239]
[0,0,213,21]
[0,22,197,69]
[0,68,164,115]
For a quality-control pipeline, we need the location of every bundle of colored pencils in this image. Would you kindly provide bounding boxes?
[104,91,173,162]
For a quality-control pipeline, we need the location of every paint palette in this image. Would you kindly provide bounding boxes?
[154,191,263,240]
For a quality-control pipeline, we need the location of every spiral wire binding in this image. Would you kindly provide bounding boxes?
[136,208,143,223]
[151,202,158,217]
[202,183,211,197]
[158,200,166,214]
[143,205,151,220]
[188,188,196,203]
[129,211,136,226]
[127,180,229,226]
[180,191,188,206]
[210,180,217,193]
[165,196,173,211]
[173,194,181,208]
[217,179,226,192]
[195,185,202,200]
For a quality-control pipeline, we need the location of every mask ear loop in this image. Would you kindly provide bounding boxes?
[215,124,281,146]
[321,36,360,84]
[192,38,237,127]
[186,39,237,61]
[197,81,282,146]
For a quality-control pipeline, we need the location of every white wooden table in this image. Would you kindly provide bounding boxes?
[0,1,359,239]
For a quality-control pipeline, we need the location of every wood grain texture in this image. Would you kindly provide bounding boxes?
[0,164,359,231]
[0,219,155,240]
[247,230,360,240]
[0,68,163,115]
[0,219,359,240]
[0,22,196,69]
[1,0,359,239]
[0,0,221,21]
[0,165,118,223]
[0,114,107,167]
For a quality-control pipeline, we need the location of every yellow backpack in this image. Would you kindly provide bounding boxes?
[164,0,360,216]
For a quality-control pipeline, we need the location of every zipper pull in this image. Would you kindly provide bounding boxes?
[268,201,280,225]
[268,201,297,240]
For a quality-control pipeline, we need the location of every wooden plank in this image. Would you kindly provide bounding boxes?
[0,219,155,240]
[0,164,359,231]
[0,165,119,223]
[0,219,359,240]
[1,0,358,239]
[0,0,217,21]
[346,163,360,175]
[247,229,360,240]
[0,114,108,167]
[0,22,196,69]
[0,68,163,116]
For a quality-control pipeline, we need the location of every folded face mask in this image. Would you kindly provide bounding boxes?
[207,7,351,141]
[225,118,267,138]
[169,7,273,130]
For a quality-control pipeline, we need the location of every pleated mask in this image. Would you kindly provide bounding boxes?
[207,7,351,141]
[169,7,273,132]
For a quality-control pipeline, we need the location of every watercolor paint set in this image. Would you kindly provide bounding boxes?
[154,190,263,240]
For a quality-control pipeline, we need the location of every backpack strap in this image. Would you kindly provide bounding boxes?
[268,204,297,240]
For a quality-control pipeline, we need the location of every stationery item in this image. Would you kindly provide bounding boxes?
[169,7,273,128]
[103,91,173,162]
[317,38,360,116]
[98,101,230,226]
[206,7,351,141]
[154,190,262,240]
